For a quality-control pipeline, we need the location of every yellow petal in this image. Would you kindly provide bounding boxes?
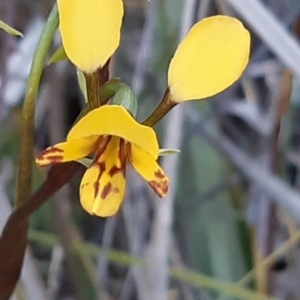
[35,136,99,167]
[68,105,159,160]
[128,144,169,197]
[80,136,126,217]
[168,16,250,102]
[57,0,123,73]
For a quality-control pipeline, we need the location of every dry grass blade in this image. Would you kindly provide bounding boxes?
[225,0,300,77]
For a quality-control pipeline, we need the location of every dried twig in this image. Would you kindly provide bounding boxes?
[144,1,198,299]
[188,115,300,222]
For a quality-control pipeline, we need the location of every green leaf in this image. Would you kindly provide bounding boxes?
[111,83,138,117]
[77,70,88,102]
[48,46,68,65]
[99,78,121,102]
[158,148,180,156]
[77,158,93,168]
[0,20,23,37]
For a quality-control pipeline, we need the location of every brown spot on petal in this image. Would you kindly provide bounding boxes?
[108,139,126,178]
[109,165,125,177]
[118,139,127,162]
[149,179,169,198]
[45,155,64,164]
[81,182,90,189]
[36,146,64,165]
[154,169,165,179]
[89,137,127,201]
[93,162,105,199]
[96,136,112,152]
[94,161,106,172]
[41,146,64,156]
[101,182,113,200]
[113,187,120,194]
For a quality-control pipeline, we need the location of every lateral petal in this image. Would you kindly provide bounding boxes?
[68,105,159,160]
[80,136,126,217]
[57,0,123,73]
[128,144,169,198]
[35,136,99,167]
[168,16,250,102]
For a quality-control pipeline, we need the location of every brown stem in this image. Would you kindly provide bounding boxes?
[99,59,110,87]
[142,89,177,127]
[84,60,110,109]
[84,70,101,109]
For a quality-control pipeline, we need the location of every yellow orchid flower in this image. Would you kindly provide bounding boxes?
[36,105,168,217]
[57,0,123,73]
[168,15,250,102]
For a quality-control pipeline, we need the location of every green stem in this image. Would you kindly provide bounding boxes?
[0,6,59,298]
[142,89,177,127]
[15,4,58,208]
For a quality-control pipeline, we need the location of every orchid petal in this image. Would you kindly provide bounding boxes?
[128,144,169,197]
[57,0,123,73]
[35,136,99,167]
[80,136,126,217]
[68,105,159,160]
[168,16,250,102]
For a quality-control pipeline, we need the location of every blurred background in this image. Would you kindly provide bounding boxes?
[1,0,300,299]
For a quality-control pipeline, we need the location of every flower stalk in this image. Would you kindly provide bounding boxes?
[16,4,58,208]
[0,5,59,298]
[85,69,101,109]
[142,89,177,127]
